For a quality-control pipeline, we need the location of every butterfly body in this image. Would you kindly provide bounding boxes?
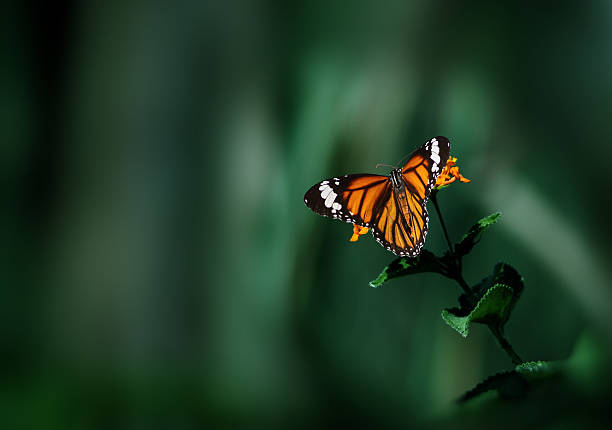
[304,136,450,257]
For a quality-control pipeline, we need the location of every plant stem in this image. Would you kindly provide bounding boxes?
[430,190,523,366]
[455,275,473,297]
[431,190,472,297]
[490,325,523,365]
[430,191,454,255]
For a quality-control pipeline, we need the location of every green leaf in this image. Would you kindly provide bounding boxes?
[458,371,528,403]
[454,212,501,256]
[442,284,514,337]
[471,262,524,323]
[458,335,603,404]
[459,361,562,403]
[369,250,445,288]
[516,361,562,380]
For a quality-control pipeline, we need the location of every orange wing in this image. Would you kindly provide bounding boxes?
[401,136,450,201]
[304,136,450,257]
[304,174,391,227]
[370,187,426,256]
[372,136,450,256]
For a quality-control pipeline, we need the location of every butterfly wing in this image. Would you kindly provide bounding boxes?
[401,136,450,191]
[370,190,422,256]
[370,136,451,256]
[304,174,391,227]
[304,136,450,257]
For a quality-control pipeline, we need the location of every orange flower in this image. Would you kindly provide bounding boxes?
[349,224,369,242]
[434,156,471,188]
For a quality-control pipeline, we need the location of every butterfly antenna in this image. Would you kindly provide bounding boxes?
[395,152,413,168]
[376,163,398,170]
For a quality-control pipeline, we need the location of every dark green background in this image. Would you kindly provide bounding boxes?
[4,1,612,428]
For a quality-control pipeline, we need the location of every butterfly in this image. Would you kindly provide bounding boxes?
[304,136,451,257]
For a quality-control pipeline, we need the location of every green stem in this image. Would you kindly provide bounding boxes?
[490,325,523,365]
[430,190,454,255]
[431,189,523,365]
[454,275,473,297]
[431,190,471,295]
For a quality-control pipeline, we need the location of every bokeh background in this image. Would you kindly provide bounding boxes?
[4,0,612,428]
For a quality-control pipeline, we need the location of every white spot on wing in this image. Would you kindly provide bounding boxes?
[324,191,337,208]
[332,202,341,210]
[321,186,332,199]
[431,153,440,164]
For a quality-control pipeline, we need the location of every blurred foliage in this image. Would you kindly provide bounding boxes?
[3,0,612,428]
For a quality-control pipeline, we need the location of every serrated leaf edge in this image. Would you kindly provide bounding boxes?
[455,212,501,256]
[442,284,514,337]
[457,370,520,403]
[369,269,388,288]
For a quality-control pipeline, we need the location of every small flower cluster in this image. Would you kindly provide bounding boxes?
[434,156,470,189]
[350,224,369,242]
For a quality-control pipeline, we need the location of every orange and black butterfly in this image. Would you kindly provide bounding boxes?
[304,136,450,257]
